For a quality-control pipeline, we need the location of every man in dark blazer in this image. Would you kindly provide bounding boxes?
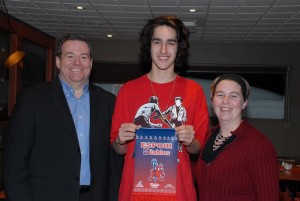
[3,34,120,201]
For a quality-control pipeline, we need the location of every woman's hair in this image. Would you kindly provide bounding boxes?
[56,33,93,59]
[139,16,190,69]
[210,74,251,101]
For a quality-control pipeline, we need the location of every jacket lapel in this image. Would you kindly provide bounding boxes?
[89,85,99,141]
[48,78,79,145]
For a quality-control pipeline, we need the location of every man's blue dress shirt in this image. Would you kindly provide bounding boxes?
[60,79,91,185]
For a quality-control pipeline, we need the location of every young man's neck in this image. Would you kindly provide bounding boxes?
[148,69,177,83]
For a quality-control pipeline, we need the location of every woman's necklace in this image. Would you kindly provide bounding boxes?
[149,74,177,110]
[213,133,230,151]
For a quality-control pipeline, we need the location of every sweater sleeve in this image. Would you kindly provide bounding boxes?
[248,135,279,201]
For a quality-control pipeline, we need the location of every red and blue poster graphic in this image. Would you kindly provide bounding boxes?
[133,128,178,196]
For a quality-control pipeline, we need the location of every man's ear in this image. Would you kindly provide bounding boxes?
[56,56,61,69]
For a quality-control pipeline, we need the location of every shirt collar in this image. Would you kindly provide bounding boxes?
[59,77,89,97]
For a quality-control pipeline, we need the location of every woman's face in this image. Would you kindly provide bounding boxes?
[212,80,247,124]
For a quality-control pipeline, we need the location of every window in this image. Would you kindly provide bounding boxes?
[180,65,291,120]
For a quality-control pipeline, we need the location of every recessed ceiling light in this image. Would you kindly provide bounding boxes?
[75,6,85,10]
[188,9,196,13]
[183,20,196,26]
[107,34,112,38]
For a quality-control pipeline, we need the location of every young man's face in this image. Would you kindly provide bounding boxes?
[150,25,178,71]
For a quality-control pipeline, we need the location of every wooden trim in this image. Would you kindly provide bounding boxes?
[7,34,20,115]
[1,11,56,116]
[46,48,55,81]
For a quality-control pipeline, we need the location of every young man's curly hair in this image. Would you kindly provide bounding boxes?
[139,16,190,70]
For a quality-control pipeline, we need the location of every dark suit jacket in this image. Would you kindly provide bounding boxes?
[3,78,117,201]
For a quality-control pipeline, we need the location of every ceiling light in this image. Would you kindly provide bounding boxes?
[183,20,196,27]
[75,6,85,10]
[188,9,196,13]
[107,34,112,38]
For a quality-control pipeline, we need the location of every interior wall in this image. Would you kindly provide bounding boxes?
[90,38,300,158]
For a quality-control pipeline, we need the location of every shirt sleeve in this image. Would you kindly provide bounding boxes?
[192,84,209,146]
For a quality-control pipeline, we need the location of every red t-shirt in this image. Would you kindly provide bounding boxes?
[111,74,209,201]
